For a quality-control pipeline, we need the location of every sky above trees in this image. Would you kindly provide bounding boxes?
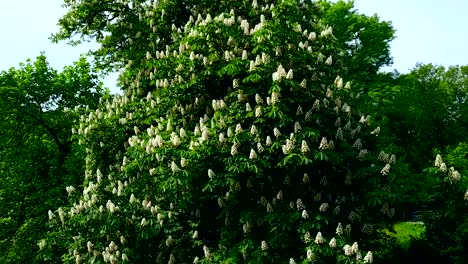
[1,0,467,94]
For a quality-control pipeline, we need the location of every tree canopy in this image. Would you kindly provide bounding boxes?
[41,0,400,263]
[0,54,103,263]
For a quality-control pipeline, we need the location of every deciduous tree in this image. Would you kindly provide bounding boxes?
[0,54,103,263]
[43,0,397,263]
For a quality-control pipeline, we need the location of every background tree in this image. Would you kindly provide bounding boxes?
[357,63,468,263]
[0,54,103,263]
[317,0,394,86]
[365,64,468,218]
[421,153,468,263]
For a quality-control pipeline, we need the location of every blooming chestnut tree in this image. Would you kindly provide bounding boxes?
[42,0,397,263]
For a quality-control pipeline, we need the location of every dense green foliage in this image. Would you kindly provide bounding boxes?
[368,64,468,263]
[0,54,103,263]
[45,0,399,263]
[384,222,425,251]
[0,0,466,263]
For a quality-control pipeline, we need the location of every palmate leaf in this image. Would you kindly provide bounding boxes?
[277,153,301,168]
[217,60,245,78]
[243,73,262,84]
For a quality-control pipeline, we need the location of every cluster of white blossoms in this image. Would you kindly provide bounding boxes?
[203,245,210,258]
[434,154,444,168]
[329,237,337,248]
[319,137,334,150]
[336,222,344,235]
[319,202,329,212]
[105,200,119,213]
[333,75,352,90]
[301,209,309,219]
[435,154,461,181]
[358,149,369,161]
[299,229,372,263]
[261,240,268,251]
[66,185,76,195]
[208,169,216,179]
[249,149,257,159]
[306,249,316,261]
[38,239,47,250]
[272,64,294,82]
[370,126,380,136]
[314,232,324,244]
[448,167,461,182]
[378,151,397,164]
[343,242,368,262]
[381,163,391,176]
[101,241,127,263]
[301,140,310,153]
[363,251,374,263]
[282,138,295,154]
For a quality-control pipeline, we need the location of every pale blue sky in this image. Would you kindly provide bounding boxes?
[1,0,467,94]
[350,0,468,72]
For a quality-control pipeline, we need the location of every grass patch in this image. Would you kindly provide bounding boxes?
[384,222,426,250]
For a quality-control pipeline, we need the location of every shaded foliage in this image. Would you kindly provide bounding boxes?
[0,54,103,263]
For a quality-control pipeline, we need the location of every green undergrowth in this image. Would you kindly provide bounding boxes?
[385,222,426,250]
